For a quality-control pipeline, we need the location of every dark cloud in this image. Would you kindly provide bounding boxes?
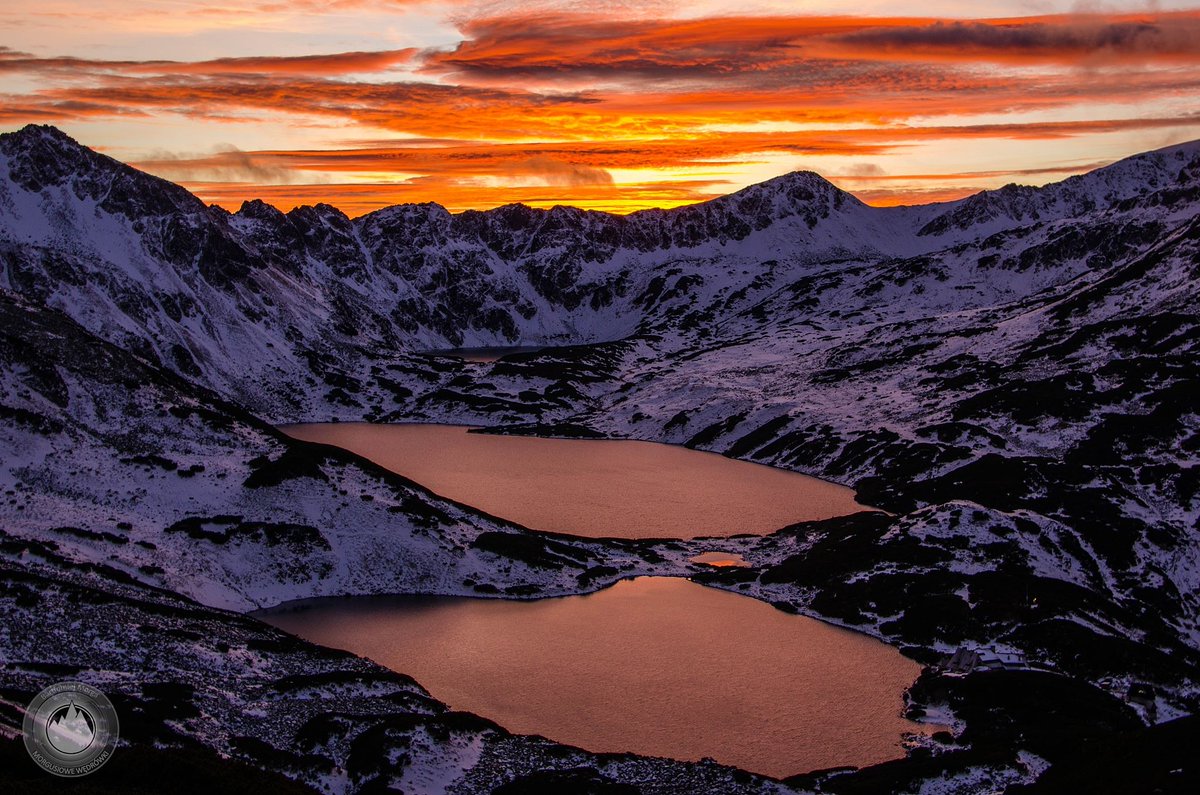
[422,10,1200,90]
[834,17,1200,64]
[838,163,888,177]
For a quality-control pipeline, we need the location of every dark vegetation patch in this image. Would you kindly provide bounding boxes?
[1005,619,1199,685]
[800,671,1142,794]
[724,415,793,458]
[577,565,620,585]
[690,566,759,586]
[1010,713,1200,795]
[372,375,413,402]
[915,671,1140,761]
[492,767,641,795]
[683,412,746,448]
[49,525,129,545]
[270,668,423,694]
[243,447,330,488]
[417,388,546,416]
[229,735,336,783]
[165,516,328,549]
[470,531,595,570]
[120,453,178,471]
[759,512,920,586]
[340,715,419,779]
[0,403,63,434]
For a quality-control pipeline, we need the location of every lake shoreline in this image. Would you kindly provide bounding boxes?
[280,422,870,539]
[257,576,938,779]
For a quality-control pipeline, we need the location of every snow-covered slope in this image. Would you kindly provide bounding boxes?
[4,124,1194,424]
[0,522,786,795]
[0,290,703,613]
[3,125,1200,793]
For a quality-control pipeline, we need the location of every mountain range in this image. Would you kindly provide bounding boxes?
[1,124,1198,794]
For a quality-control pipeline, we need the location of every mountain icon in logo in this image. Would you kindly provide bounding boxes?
[46,703,95,755]
[23,681,119,776]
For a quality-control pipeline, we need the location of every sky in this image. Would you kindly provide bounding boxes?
[2,1,1199,216]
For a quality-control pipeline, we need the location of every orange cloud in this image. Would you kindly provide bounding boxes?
[3,11,1200,213]
[19,75,596,139]
[0,46,417,75]
[135,115,1200,183]
[425,10,1200,87]
[132,134,887,179]
[185,177,729,216]
[21,62,1198,145]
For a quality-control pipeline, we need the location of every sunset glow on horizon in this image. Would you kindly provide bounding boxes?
[3,1,1199,216]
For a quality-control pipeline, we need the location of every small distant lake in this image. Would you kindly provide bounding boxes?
[422,346,547,363]
[258,577,930,778]
[282,423,866,538]
[690,551,751,567]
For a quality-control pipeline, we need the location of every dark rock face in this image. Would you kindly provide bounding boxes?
[0,125,203,217]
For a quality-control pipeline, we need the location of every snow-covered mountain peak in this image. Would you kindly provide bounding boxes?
[693,168,863,227]
[0,123,83,156]
[725,168,856,203]
[236,198,288,223]
[918,138,1200,239]
[0,123,205,220]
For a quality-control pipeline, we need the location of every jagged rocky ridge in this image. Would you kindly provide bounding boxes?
[4,124,1192,423]
[2,124,1199,793]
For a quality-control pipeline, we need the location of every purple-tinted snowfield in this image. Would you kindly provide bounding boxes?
[2,125,1199,793]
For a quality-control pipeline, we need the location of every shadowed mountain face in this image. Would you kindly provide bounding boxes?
[2,125,1199,794]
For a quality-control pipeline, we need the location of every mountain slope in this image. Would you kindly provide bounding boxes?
[2,126,1200,793]
[4,124,1195,424]
[0,290,695,612]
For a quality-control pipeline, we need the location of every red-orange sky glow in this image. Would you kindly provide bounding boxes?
[2,1,1198,216]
